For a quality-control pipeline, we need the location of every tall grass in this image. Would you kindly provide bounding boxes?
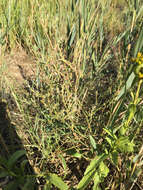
[0,0,143,189]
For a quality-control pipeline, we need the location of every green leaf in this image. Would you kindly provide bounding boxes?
[69,24,76,47]
[105,137,113,147]
[72,152,82,159]
[48,173,69,190]
[110,151,118,166]
[103,128,114,138]
[93,184,101,190]
[84,154,107,176]
[115,137,135,153]
[136,5,143,20]
[65,148,82,158]
[93,172,101,190]
[113,30,130,46]
[0,156,8,168]
[0,171,10,178]
[7,150,26,169]
[20,159,29,174]
[117,25,143,102]
[92,162,109,190]
[116,72,135,101]
[133,26,143,57]
[98,162,109,178]
[43,182,52,190]
[89,135,97,150]
[3,180,20,190]
[127,103,136,123]
[76,154,107,190]
[22,176,36,190]
[59,154,67,172]
[76,167,95,190]
[119,125,127,135]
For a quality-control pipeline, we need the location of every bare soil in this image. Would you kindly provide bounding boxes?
[2,48,36,87]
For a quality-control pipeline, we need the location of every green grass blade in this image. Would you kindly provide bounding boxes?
[76,154,107,190]
[133,25,143,57]
[7,150,26,169]
[116,72,135,101]
[89,135,97,150]
[48,173,69,190]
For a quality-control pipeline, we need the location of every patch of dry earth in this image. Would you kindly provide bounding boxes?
[2,49,36,87]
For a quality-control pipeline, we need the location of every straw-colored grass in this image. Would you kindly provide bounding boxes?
[0,0,143,189]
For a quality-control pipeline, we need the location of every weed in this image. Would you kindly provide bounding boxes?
[0,0,143,189]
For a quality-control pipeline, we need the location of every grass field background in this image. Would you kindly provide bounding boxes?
[0,0,143,189]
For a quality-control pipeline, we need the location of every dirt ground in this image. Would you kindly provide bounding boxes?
[1,48,36,87]
[0,48,38,189]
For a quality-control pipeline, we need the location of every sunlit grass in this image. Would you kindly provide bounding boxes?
[0,0,143,189]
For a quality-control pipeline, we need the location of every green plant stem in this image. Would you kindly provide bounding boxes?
[126,79,142,128]
[134,79,143,105]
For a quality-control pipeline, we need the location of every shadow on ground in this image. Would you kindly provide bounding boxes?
[0,100,37,190]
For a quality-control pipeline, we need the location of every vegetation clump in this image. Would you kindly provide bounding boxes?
[0,0,143,189]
